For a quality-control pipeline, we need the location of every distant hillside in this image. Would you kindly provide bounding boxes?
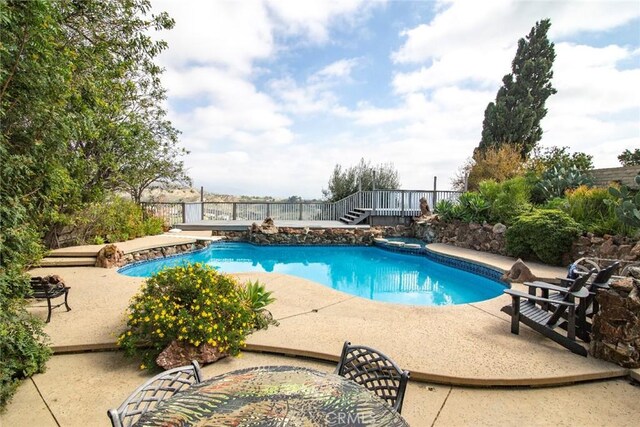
[139,187,321,203]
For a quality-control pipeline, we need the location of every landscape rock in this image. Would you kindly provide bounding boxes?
[492,223,507,234]
[156,340,227,370]
[95,244,125,268]
[501,259,537,283]
[610,277,635,293]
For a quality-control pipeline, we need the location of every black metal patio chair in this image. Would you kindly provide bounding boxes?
[335,341,410,413]
[28,277,71,323]
[107,361,203,427]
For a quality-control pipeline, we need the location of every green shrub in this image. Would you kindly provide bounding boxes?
[142,216,165,236]
[479,177,532,224]
[564,186,624,235]
[435,199,459,222]
[457,192,491,223]
[435,193,490,223]
[542,197,568,210]
[73,196,165,244]
[0,201,51,410]
[118,264,255,370]
[506,209,582,265]
[0,296,52,409]
[606,174,640,230]
[240,281,278,331]
[533,165,594,203]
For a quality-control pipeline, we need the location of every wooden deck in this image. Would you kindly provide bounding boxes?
[175,220,371,231]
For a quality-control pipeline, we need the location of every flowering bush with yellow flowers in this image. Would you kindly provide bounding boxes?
[117,263,255,369]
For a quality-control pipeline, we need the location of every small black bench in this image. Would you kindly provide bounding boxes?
[29,277,71,323]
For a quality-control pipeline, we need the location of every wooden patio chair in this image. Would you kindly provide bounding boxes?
[335,341,410,413]
[542,261,621,341]
[107,361,203,427]
[502,270,594,356]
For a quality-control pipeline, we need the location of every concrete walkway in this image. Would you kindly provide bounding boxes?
[8,236,639,425]
[2,351,638,427]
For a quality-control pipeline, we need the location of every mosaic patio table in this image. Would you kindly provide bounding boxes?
[136,365,409,426]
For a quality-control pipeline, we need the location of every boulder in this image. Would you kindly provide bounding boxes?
[610,277,635,293]
[95,244,124,268]
[156,340,227,370]
[501,259,537,283]
[492,223,507,234]
[260,217,278,234]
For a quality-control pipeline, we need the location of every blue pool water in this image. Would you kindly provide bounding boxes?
[119,243,506,306]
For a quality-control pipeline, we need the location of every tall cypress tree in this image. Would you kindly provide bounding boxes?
[478,19,557,158]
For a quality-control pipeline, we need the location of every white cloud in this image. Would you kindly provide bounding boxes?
[265,0,378,43]
[149,0,639,197]
[154,0,274,75]
[388,0,640,187]
[313,58,360,80]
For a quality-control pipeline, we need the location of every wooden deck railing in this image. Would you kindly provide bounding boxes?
[142,189,461,226]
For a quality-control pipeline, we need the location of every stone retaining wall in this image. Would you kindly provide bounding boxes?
[412,219,507,255]
[570,234,640,263]
[411,218,639,265]
[121,241,211,265]
[211,225,413,245]
[590,275,640,368]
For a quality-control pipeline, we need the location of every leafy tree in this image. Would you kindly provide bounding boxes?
[478,19,557,158]
[118,135,192,204]
[322,158,400,202]
[0,0,181,408]
[528,146,593,175]
[618,149,640,166]
[454,145,525,191]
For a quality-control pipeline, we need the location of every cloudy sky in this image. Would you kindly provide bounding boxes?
[152,0,640,199]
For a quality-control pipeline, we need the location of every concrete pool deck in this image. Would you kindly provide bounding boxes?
[23,234,633,386]
[6,234,639,426]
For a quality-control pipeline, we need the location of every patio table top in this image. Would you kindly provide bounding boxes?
[136,365,408,427]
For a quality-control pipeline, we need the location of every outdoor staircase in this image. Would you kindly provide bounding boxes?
[339,208,372,225]
[38,249,99,268]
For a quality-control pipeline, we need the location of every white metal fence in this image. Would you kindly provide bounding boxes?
[142,189,461,226]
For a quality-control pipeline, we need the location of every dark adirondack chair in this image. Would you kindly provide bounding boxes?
[335,341,410,413]
[544,261,621,340]
[502,270,594,356]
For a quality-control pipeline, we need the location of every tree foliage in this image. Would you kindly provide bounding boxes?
[322,158,400,202]
[0,0,183,408]
[528,146,593,175]
[618,149,640,166]
[460,145,525,191]
[478,19,557,158]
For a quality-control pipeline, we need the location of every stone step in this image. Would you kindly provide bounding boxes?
[38,257,97,267]
[47,250,100,257]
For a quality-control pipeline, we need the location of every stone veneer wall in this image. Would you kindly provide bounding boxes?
[211,225,413,245]
[411,217,639,265]
[570,233,640,263]
[412,218,508,255]
[121,241,211,265]
[590,275,640,368]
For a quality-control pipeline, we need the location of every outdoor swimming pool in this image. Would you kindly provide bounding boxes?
[119,243,506,306]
